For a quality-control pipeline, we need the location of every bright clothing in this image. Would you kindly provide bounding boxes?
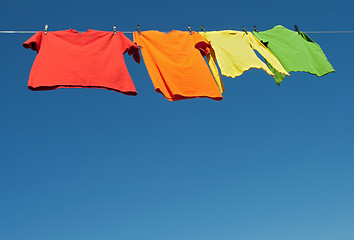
[133,30,223,101]
[199,31,289,79]
[23,29,140,95]
[253,25,335,85]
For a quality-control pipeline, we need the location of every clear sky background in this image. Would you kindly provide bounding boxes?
[0,0,353,240]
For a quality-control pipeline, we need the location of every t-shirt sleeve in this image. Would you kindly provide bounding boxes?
[23,31,43,52]
[193,32,211,56]
[119,32,140,63]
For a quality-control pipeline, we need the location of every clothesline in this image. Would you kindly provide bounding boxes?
[1,30,354,34]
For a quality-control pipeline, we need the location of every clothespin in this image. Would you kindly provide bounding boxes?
[44,24,48,35]
[242,26,248,35]
[113,25,117,35]
[201,25,205,32]
[137,24,141,35]
[188,25,192,35]
[295,25,300,34]
[253,25,258,32]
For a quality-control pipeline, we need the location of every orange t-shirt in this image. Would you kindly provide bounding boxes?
[133,30,223,101]
[23,29,140,95]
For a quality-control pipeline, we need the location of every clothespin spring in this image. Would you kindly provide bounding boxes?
[44,24,48,35]
[295,25,300,34]
[188,25,192,35]
[242,26,248,35]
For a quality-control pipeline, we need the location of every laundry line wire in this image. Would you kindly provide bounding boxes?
[0,30,354,34]
[0,30,135,34]
[303,31,354,33]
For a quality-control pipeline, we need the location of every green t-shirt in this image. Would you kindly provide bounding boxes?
[253,25,335,85]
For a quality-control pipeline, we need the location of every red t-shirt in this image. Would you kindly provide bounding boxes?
[23,29,140,95]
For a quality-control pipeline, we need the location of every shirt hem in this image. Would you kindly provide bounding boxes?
[28,85,137,96]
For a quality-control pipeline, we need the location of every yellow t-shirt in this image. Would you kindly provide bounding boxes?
[200,31,289,78]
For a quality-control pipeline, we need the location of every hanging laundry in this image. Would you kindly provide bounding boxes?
[253,25,335,85]
[23,29,140,95]
[133,30,223,101]
[199,30,289,82]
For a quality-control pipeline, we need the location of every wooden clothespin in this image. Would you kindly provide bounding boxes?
[113,25,117,35]
[201,25,205,32]
[253,25,258,32]
[188,25,192,35]
[44,24,48,35]
[137,24,141,35]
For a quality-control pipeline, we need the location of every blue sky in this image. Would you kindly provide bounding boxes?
[1,0,353,240]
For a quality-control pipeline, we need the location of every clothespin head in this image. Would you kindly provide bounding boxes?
[242,26,248,35]
[295,25,300,34]
[188,25,192,35]
[137,24,141,35]
[201,25,205,32]
[253,25,258,32]
[113,25,117,35]
[44,24,48,35]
